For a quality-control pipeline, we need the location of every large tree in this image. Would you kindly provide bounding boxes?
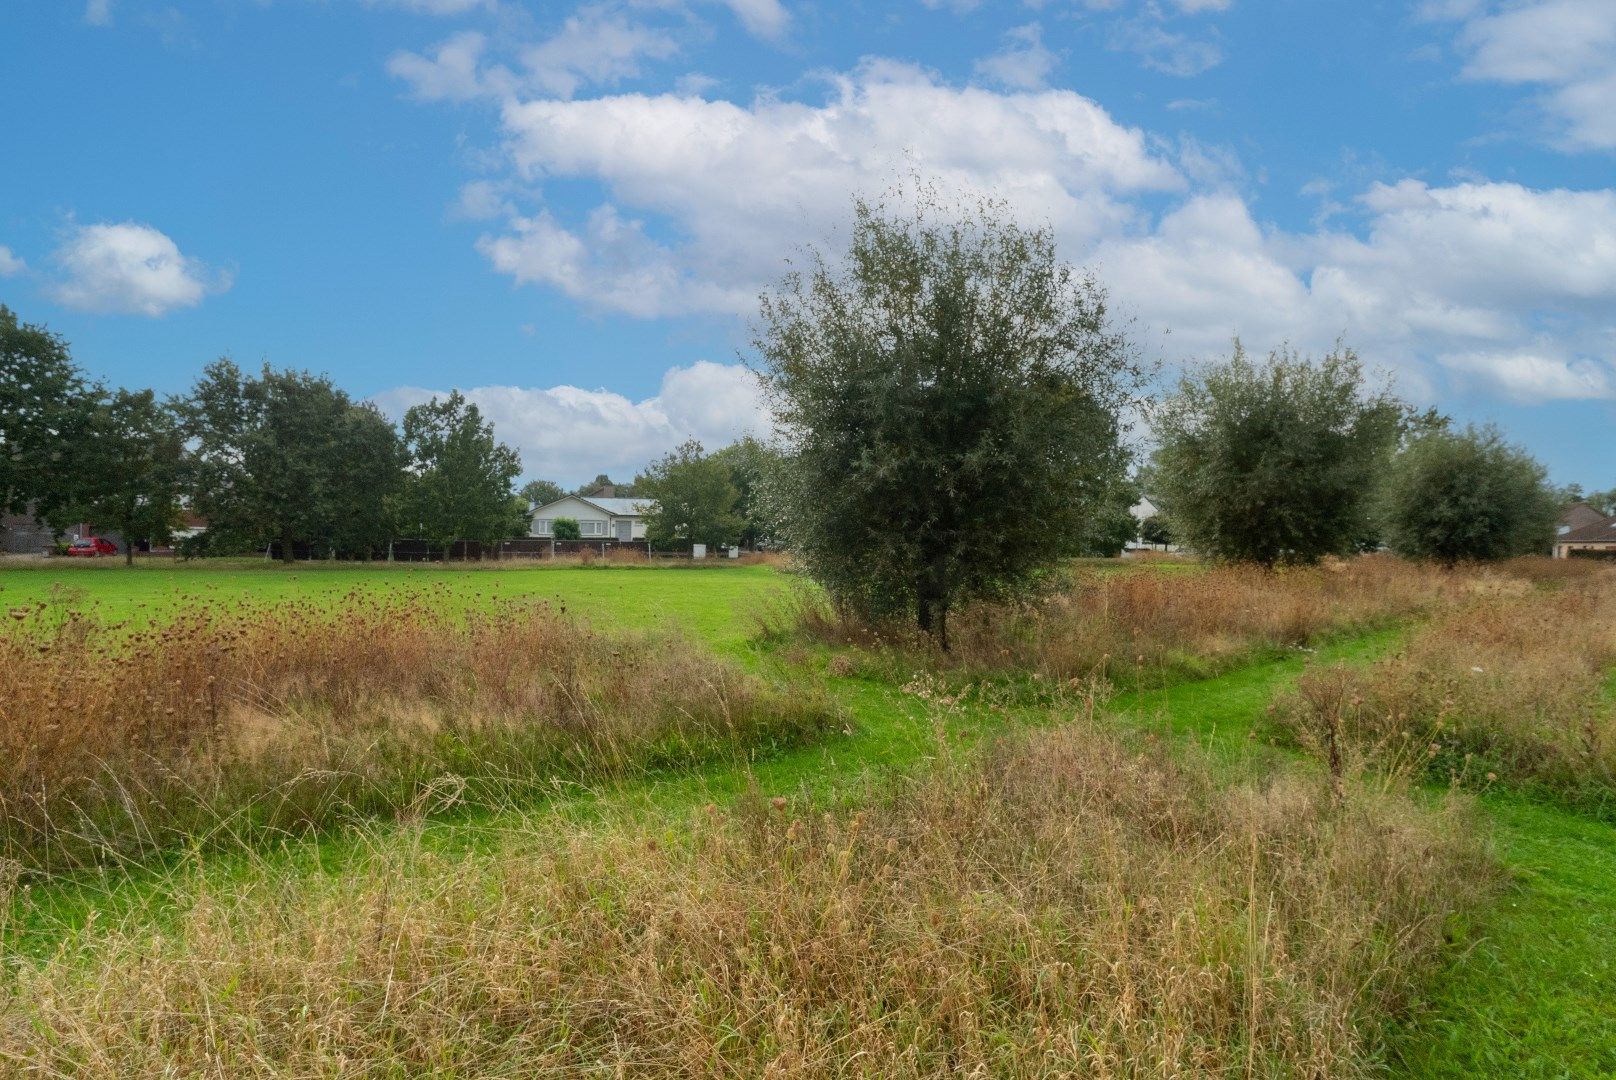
[401,390,522,553]
[1149,344,1403,567]
[0,306,99,532]
[708,436,782,548]
[1376,424,1559,564]
[182,360,403,562]
[79,389,185,565]
[756,191,1141,647]
[636,439,744,550]
[519,478,566,509]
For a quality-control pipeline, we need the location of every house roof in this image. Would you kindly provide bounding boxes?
[1559,503,1610,532]
[530,495,655,517]
[1559,517,1616,546]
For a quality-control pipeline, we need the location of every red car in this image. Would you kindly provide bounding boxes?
[65,537,118,557]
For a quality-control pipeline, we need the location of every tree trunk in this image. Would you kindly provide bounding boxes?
[124,541,134,567]
[281,528,295,565]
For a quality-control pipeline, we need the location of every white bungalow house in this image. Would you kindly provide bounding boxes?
[529,495,656,543]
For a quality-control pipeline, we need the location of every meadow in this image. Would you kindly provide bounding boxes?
[1,556,1613,1076]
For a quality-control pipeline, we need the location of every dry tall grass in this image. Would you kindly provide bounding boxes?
[0,594,839,869]
[0,720,1491,1078]
[1277,568,1616,811]
[780,555,1472,687]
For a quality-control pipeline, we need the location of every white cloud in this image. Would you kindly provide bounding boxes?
[49,222,227,317]
[389,7,680,103]
[84,0,113,26]
[0,246,25,277]
[521,7,680,98]
[718,0,789,40]
[1110,17,1224,76]
[1434,0,1616,149]
[414,50,1616,409]
[363,0,493,14]
[974,23,1060,90]
[373,361,767,482]
[1439,349,1616,403]
[482,60,1180,315]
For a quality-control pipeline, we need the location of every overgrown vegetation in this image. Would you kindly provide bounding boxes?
[0,720,1492,1077]
[1276,565,1616,814]
[779,555,1464,688]
[0,592,839,870]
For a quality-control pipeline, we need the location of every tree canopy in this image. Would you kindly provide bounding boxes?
[636,439,744,550]
[756,190,1141,646]
[182,360,404,561]
[401,391,522,551]
[1376,423,1559,564]
[0,306,100,530]
[1149,344,1403,567]
[79,389,185,565]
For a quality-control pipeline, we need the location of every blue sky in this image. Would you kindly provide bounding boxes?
[2,0,1613,487]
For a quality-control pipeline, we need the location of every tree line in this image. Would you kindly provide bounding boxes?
[2,309,527,564]
[4,183,1601,642]
[2,305,785,562]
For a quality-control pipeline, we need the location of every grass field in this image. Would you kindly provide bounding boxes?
[2,557,1614,1075]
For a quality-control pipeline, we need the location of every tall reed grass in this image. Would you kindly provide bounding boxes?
[1276,568,1616,812]
[0,593,839,870]
[0,719,1491,1077]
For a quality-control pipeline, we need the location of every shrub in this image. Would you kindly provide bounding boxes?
[1375,423,1559,564]
[551,516,581,540]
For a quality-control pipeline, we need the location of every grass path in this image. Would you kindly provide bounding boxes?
[8,562,1616,1075]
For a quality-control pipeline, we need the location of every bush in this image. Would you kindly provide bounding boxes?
[1376,423,1560,564]
[551,516,581,541]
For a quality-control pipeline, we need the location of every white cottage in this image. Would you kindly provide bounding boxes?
[529,496,655,543]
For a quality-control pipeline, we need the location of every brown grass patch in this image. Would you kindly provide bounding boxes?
[0,595,840,870]
[0,721,1491,1077]
[1276,568,1616,811]
[778,555,1472,688]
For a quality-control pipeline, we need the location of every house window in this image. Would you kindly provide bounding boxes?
[535,518,552,536]
[579,519,607,537]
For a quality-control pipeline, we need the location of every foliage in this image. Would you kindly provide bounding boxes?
[519,478,566,508]
[181,360,404,562]
[551,516,581,541]
[0,306,100,531]
[756,189,1141,646]
[1077,475,1141,557]
[1376,423,1559,564]
[1557,483,1616,518]
[636,439,743,550]
[575,473,640,497]
[78,389,185,565]
[400,390,522,550]
[708,435,782,547]
[1138,513,1173,547]
[1150,343,1404,567]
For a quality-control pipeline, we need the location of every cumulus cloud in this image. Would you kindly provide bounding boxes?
[444,58,1616,406]
[0,246,25,277]
[49,222,228,317]
[1433,0,1616,149]
[974,23,1060,90]
[718,0,789,40]
[373,361,768,482]
[479,60,1180,316]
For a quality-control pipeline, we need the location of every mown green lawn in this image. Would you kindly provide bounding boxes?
[5,558,1615,1076]
[0,558,792,651]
